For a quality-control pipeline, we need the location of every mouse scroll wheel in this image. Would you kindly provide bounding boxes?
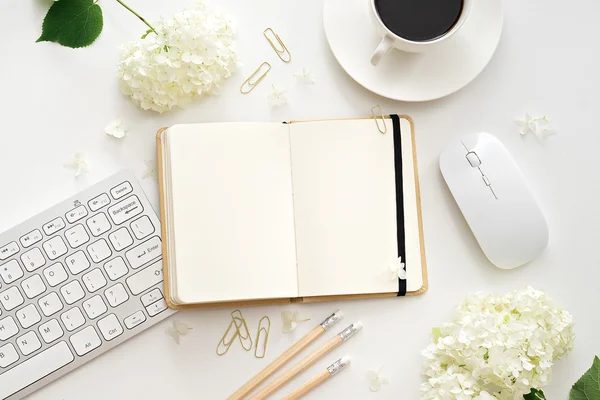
[466,151,481,168]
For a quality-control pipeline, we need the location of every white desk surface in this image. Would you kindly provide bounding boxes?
[1,0,599,399]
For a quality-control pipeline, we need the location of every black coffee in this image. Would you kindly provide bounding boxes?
[375,0,463,42]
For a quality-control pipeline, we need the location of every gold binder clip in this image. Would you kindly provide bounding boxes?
[232,310,253,351]
[254,316,271,359]
[263,28,292,63]
[216,319,240,356]
[371,105,387,134]
[240,62,272,94]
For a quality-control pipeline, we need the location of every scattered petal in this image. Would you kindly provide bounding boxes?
[105,117,129,139]
[142,159,158,181]
[367,367,389,392]
[515,113,536,136]
[166,319,193,344]
[388,256,406,280]
[64,152,90,177]
[267,85,288,106]
[281,310,310,333]
[294,68,315,84]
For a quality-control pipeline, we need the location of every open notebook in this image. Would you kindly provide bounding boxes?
[156,115,427,309]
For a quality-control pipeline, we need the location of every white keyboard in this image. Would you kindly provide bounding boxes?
[0,171,175,400]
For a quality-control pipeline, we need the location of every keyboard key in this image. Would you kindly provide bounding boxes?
[65,224,90,248]
[60,280,85,304]
[64,251,90,275]
[0,343,19,368]
[124,310,146,329]
[43,217,66,236]
[86,213,112,237]
[82,268,107,292]
[88,193,111,211]
[126,260,164,295]
[0,316,19,340]
[17,331,42,356]
[0,342,74,399]
[125,236,162,269]
[66,205,88,224]
[110,181,133,199]
[19,230,43,248]
[0,286,24,311]
[0,241,19,261]
[43,263,68,287]
[83,295,107,319]
[108,227,133,251]
[21,274,46,299]
[146,299,167,317]
[103,257,128,281]
[131,215,155,240]
[21,248,46,272]
[39,319,64,343]
[61,307,85,332]
[1,259,24,284]
[16,304,41,329]
[42,236,68,260]
[108,195,143,225]
[98,314,124,341]
[38,292,64,317]
[105,283,129,307]
[87,239,112,263]
[140,288,163,307]
[70,326,102,356]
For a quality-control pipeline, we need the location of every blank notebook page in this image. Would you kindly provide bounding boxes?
[289,119,400,297]
[166,123,298,303]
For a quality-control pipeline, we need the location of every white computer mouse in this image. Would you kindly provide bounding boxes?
[439,132,549,269]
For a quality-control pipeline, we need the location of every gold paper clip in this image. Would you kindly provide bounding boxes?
[240,62,272,94]
[371,105,387,134]
[216,319,240,356]
[263,28,292,63]
[254,316,271,359]
[232,310,253,351]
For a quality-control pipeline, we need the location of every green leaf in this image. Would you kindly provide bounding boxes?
[37,0,103,48]
[570,356,600,400]
[524,388,546,400]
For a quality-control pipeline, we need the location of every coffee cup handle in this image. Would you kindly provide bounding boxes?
[370,35,394,66]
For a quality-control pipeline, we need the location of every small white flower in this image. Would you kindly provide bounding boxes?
[367,367,389,392]
[105,117,129,139]
[281,310,310,333]
[142,159,157,181]
[64,152,90,177]
[267,85,288,106]
[515,114,556,139]
[515,113,537,136]
[389,256,406,280]
[166,319,192,344]
[294,68,315,84]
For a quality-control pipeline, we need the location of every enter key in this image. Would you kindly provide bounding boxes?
[125,236,162,269]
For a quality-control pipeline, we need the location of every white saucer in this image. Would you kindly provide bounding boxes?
[323,0,504,102]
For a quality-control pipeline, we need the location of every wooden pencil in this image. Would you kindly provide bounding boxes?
[248,322,362,400]
[281,356,351,400]
[227,310,343,400]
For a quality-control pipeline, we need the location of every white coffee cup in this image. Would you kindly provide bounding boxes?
[370,0,473,66]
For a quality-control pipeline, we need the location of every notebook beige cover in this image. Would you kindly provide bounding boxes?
[156,115,427,310]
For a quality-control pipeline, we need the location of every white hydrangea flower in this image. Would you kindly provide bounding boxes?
[281,310,310,333]
[421,287,574,400]
[515,114,556,139]
[389,256,406,280]
[118,1,240,113]
[367,367,389,392]
[142,159,157,181]
[105,117,128,139]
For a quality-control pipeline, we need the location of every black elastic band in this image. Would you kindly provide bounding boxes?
[391,115,407,296]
